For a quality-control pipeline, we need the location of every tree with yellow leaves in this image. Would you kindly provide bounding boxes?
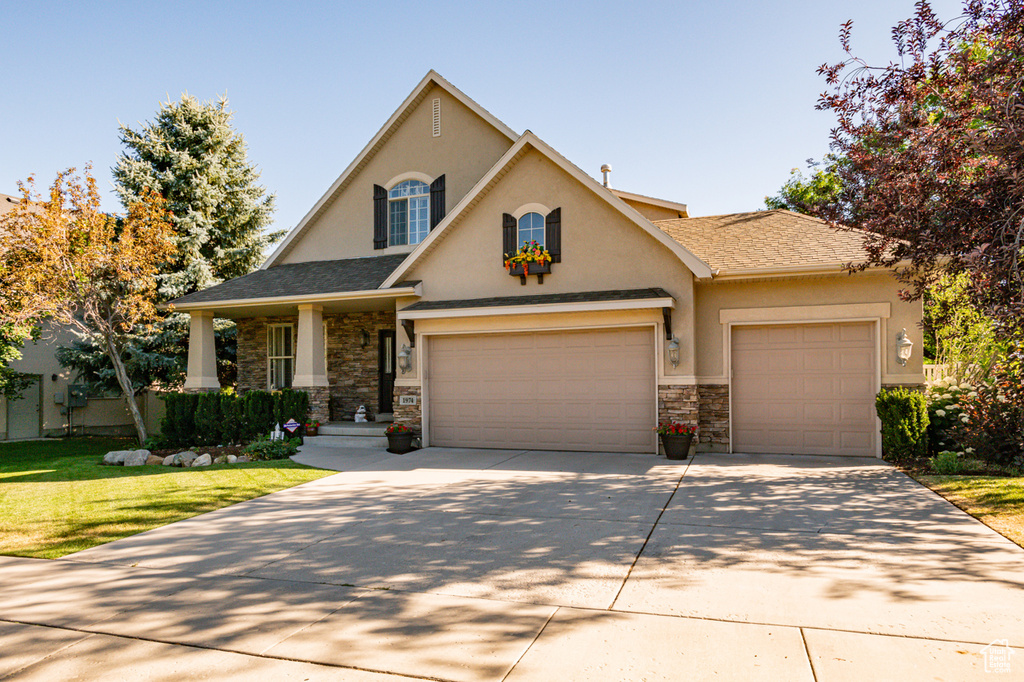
[0,167,175,443]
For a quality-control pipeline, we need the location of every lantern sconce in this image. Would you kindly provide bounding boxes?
[397,344,412,374]
[667,337,680,368]
[360,329,370,348]
[896,328,914,366]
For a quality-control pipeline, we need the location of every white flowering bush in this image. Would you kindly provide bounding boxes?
[925,378,972,455]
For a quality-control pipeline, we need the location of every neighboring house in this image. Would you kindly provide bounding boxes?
[0,193,160,440]
[170,71,923,457]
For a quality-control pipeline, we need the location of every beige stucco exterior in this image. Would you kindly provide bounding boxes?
[693,272,924,385]
[398,147,697,379]
[279,84,514,264]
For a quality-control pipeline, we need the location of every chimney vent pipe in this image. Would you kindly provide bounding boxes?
[601,164,612,188]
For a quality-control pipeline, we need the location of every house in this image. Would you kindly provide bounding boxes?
[169,71,924,457]
[0,193,161,440]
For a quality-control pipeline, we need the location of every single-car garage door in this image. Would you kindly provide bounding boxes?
[428,328,655,452]
[732,322,877,457]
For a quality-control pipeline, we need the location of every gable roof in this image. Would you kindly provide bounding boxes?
[610,189,688,217]
[654,209,871,277]
[169,254,409,309]
[263,71,518,270]
[380,131,714,287]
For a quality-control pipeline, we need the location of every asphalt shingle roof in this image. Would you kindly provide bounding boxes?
[402,288,672,312]
[169,254,409,306]
[654,209,870,273]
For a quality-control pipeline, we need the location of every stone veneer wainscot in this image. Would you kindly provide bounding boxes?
[236,311,396,420]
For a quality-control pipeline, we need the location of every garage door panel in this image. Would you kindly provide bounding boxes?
[733,322,877,457]
[429,328,655,452]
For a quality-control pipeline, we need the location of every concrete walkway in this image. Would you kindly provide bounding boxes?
[1,448,1022,680]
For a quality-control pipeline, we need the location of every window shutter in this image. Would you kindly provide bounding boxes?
[429,174,445,230]
[545,207,561,263]
[373,184,388,249]
[502,213,517,263]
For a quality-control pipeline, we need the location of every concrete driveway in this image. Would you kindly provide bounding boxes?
[1,448,1022,680]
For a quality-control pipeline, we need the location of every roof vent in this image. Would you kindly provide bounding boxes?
[601,164,612,188]
[432,98,441,137]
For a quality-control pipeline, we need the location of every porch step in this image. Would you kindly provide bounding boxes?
[303,434,388,449]
[304,421,389,449]
[319,422,388,437]
[375,413,394,423]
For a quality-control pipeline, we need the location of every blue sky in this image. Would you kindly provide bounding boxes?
[2,0,965,234]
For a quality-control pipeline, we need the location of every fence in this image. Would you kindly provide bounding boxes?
[923,364,952,382]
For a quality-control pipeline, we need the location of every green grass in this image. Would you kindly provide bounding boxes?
[0,437,333,558]
[916,475,1024,548]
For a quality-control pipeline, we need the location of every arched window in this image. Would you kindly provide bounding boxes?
[517,212,545,249]
[389,180,430,246]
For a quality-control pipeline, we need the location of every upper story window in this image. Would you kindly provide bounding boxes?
[517,212,545,249]
[389,180,430,246]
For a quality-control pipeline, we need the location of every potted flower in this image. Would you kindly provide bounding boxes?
[385,423,416,454]
[504,240,552,283]
[655,421,696,460]
[304,420,320,437]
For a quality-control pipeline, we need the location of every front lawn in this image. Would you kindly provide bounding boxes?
[0,437,333,558]
[915,475,1024,547]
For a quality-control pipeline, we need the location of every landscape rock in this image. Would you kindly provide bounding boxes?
[102,450,132,465]
[146,455,163,465]
[123,450,150,466]
[236,455,251,463]
[162,455,175,466]
[178,451,198,467]
[226,455,237,463]
[192,454,212,467]
[213,455,227,464]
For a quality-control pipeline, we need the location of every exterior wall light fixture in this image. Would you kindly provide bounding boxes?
[397,344,412,374]
[896,328,914,366]
[360,329,370,348]
[667,337,680,368]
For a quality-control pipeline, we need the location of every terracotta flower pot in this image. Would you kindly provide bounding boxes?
[305,426,319,437]
[660,433,693,460]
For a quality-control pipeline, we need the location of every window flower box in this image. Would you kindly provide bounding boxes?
[504,241,552,285]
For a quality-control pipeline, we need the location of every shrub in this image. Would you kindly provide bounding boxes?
[194,392,222,445]
[159,392,199,448]
[243,435,299,461]
[925,379,973,455]
[929,450,966,475]
[876,387,929,464]
[241,390,275,443]
[276,389,310,432]
[219,392,240,444]
[956,363,1024,467]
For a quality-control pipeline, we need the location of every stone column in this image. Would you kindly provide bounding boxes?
[183,311,220,391]
[293,304,330,423]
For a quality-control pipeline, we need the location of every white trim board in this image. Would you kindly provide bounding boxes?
[170,285,421,312]
[398,296,675,320]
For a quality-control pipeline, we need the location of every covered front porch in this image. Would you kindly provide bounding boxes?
[171,258,422,428]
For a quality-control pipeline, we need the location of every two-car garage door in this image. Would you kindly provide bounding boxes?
[428,328,655,452]
[731,322,878,457]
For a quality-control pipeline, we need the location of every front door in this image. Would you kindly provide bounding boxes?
[378,330,396,414]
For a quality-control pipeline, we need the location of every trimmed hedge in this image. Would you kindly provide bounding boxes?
[876,387,929,464]
[159,389,310,448]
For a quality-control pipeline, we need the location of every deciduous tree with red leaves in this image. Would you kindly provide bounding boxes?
[817,0,1024,332]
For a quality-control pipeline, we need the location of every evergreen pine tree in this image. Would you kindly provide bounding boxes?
[60,94,280,394]
[114,93,282,300]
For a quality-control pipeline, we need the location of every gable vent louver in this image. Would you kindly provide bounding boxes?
[432,98,441,137]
